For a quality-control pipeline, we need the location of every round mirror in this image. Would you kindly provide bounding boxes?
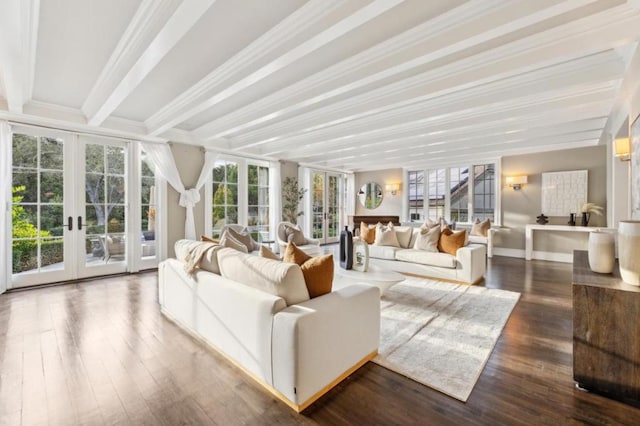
[358,182,383,209]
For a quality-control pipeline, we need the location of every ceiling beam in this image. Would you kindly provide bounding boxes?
[86,0,217,126]
[145,0,407,136]
[0,0,40,113]
[194,0,615,143]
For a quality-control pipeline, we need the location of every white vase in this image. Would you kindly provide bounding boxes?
[588,231,615,273]
[618,220,640,286]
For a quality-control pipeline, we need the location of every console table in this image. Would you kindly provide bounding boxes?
[525,224,616,261]
[573,250,640,406]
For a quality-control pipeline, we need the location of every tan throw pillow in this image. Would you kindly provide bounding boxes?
[413,225,441,252]
[470,218,491,237]
[360,222,375,244]
[283,242,333,298]
[225,227,256,252]
[260,245,281,260]
[284,225,307,246]
[438,228,467,255]
[395,226,413,248]
[220,232,248,253]
[374,222,400,247]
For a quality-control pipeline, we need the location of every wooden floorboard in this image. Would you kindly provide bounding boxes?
[1,257,640,425]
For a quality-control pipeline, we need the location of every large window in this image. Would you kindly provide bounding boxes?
[209,158,271,241]
[408,171,424,221]
[212,160,239,238]
[248,164,269,242]
[408,162,496,223]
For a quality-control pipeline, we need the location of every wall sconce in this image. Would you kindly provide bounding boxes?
[506,175,528,190]
[385,183,400,195]
[615,137,630,161]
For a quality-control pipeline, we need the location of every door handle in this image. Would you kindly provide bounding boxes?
[63,216,73,231]
[78,216,83,230]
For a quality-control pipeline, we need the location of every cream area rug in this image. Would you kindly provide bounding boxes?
[373,278,520,402]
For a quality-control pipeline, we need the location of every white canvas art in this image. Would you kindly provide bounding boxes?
[541,170,588,216]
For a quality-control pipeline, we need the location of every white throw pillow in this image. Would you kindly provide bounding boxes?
[413,225,441,252]
[374,222,400,247]
[395,226,413,248]
[220,232,249,253]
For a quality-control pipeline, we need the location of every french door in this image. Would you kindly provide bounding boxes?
[10,127,129,288]
[310,171,341,244]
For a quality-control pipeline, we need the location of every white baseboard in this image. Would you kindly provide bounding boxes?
[493,248,574,263]
[492,248,525,258]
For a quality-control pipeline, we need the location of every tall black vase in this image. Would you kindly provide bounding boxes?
[339,226,353,270]
[581,212,590,227]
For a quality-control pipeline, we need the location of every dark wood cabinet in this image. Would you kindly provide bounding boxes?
[572,250,640,406]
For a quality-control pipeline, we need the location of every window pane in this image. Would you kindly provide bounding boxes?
[40,138,64,170]
[473,164,495,221]
[12,134,37,168]
[427,169,445,220]
[408,170,424,222]
[449,167,469,222]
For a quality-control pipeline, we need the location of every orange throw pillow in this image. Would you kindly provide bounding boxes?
[283,242,333,298]
[200,235,218,243]
[360,222,375,244]
[260,245,280,260]
[438,228,467,255]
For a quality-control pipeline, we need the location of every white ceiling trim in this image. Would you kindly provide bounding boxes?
[196,0,625,143]
[257,81,617,157]
[0,0,40,113]
[230,49,623,150]
[87,0,217,126]
[191,0,507,139]
[82,0,181,121]
[145,0,406,136]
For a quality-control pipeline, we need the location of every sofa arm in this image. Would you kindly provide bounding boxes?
[304,237,320,246]
[486,228,496,258]
[456,244,486,284]
[271,285,380,408]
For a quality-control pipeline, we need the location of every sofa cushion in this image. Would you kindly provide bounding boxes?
[471,218,491,237]
[395,226,413,248]
[225,227,256,252]
[217,247,309,305]
[395,249,457,269]
[374,222,400,247]
[284,224,307,246]
[369,244,402,260]
[413,225,441,252]
[283,243,333,298]
[438,229,467,255]
[360,222,375,244]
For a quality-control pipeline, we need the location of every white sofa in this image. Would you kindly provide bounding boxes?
[366,226,486,284]
[159,243,380,412]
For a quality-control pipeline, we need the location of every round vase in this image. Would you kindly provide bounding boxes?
[588,231,615,274]
[618,221,640,285]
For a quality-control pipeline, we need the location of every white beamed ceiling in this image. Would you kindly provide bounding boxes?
[2,0,640,171]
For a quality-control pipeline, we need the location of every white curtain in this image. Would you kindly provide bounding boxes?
[269,161,282,249]
[0,121,12,294]
[346,172,355,216]
[141,142,218,240]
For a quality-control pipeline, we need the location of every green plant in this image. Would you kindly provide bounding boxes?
[282,177,307,223]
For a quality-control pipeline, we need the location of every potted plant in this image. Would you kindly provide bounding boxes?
[282,177,307,224]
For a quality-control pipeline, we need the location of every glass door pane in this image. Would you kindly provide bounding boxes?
[11,132,72,287]
[311,172,325,240]
[248,164,270,243]
[81,140,127,275]
[141,152,157,261]
[326,174,340,242]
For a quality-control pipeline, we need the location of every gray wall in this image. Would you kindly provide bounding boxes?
[167,143,205,257]
[497,145,607,254]
[355,168,403,216]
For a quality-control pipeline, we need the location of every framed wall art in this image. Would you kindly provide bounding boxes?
[541,170,588,216]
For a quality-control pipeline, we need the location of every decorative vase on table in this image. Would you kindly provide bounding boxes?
[339,226,353,270]
[568,213,576,226]
[618,220,640,285]
[588,231,615,274]
[352,239,369,272]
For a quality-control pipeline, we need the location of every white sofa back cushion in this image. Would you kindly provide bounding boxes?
[175,239,222,274]
[217,248,310,305]
[396,249,457,269]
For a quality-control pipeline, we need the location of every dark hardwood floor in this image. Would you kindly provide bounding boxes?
[2,256,640,425]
